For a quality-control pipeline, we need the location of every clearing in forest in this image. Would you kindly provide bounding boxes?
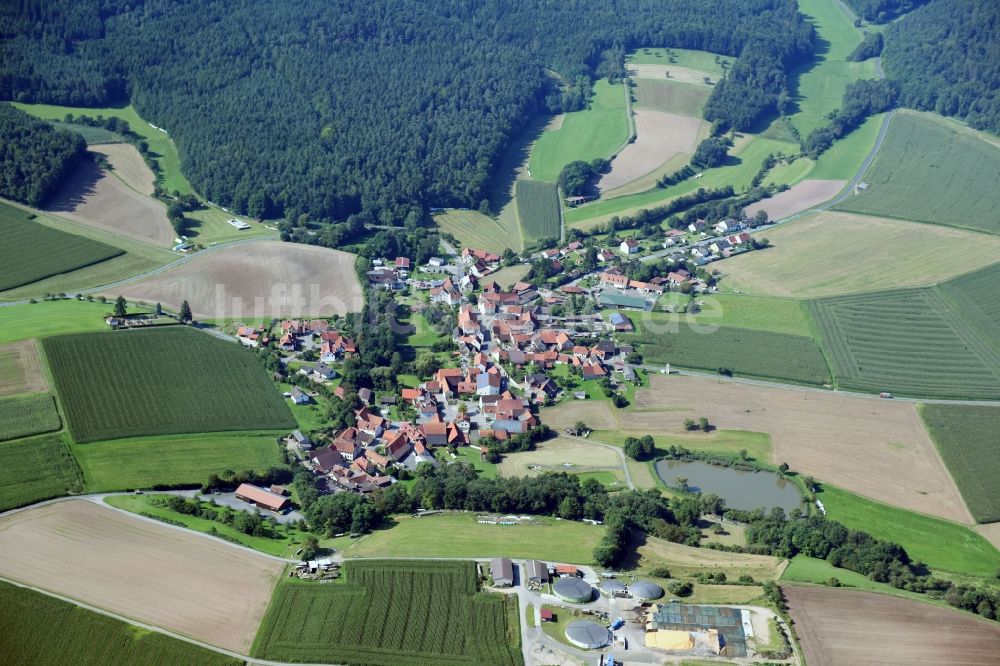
[43,327,294,443]
[721,212,1000,298]
[0,500,283,653]
[44,157,174,247]
[114,240,364,319]
[836,111,1000,234]
[629,374,972,524]
[89,142,156,195]
[435,209,521,253]
[784,586,1000,666]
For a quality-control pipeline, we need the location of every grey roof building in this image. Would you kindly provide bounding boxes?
[525,560,548,583]
[490,557,514,587]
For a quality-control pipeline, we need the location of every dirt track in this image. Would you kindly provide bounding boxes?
[743,179,845,221]
[90,143,156,195]
[784,585,1000,665]
[44,158,174,247]
[629,375,972,524]
[0,339,47,396]
[977,522,1000,551]
[599,110,702,191]
[115,240,364,319]
[0,500,283,652]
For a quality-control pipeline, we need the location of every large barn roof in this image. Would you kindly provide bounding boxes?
[565,620,610,649]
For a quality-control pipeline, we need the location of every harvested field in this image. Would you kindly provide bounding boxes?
[599,111,702,191]
[721,212,1000,298]
[89,143,156,195]
[627,64,717,86]
[541,401,620,432]
[743,179,845,221]
[630,374,972,523]
[435,209,522,253]
[0,339,47,396]
[632,79,711,117]
[115,240,363,319]
[0,500,283,652]
[784,585,1000,666]
[499,436,623,478]
[978,523,1000,552]
[638,534,783,580]
[44,157,174,247]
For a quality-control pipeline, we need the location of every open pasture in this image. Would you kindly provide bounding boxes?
[647,296,816,338]
[0,434,82,512]
[336,513,600,564]
[626,63,719,87]
[630,374,972,524]
[598,110,703,193]
[809,285,1000,400]
[722,212,1000,298]
[435,209,521,253]
[48,120,125,144]
[818,485,999,577]
[44,157,174,247]
[498,435,623,479]
[0,339,47,396]
[90,142,156,195]
[784,585,1000,666]
[0,300,121,345]
[252,560,522,666]
[742,179,844,221]
[836,111,1000,234]
[514,180,561,243]
[0,393,61,442]
[628,48,728,76]
[921,405,1000,524]
[0,201,124,291]
[528,79,629,183]
[43,327,294,443]
[72,431,284,492]
[115,240,363,319]
[0,500,283,652]
[0,580,242,666]
[628,323,830,386]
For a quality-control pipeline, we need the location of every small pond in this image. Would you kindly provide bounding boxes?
[654,459,803,513]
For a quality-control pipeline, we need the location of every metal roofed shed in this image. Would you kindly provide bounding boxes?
[600,579,627,597]
[525,560,549,583]
[630,580,664,601]
[554,577,594,603]
[565,620,611,649]
[490,557,514,587]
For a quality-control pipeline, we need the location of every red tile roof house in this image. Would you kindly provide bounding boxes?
[235,483,291,513]
[599,272,630,289]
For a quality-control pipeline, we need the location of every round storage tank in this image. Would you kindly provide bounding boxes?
[565,620,611,649]
[629,580,664,601]
[553,577,594,603]
[600,579,627,597]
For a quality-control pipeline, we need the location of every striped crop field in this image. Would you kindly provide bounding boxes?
[515,180,560,244]
[43,327,294,443]
[0,393,61,442]
[0,202,124,291]
[628,323,830,386]
[253,560,522,666]
[0,433,83,512]
[809,274,1000,399]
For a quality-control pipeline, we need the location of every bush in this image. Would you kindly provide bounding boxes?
[667,580,693,597]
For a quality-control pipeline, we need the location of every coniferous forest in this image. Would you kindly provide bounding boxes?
[0,104,85,207]
[0,0,812,227]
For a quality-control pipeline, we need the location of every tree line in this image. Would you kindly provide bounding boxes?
[0,104,84,206]
[0,0,813,234]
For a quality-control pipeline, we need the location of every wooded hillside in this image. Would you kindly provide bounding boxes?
[0,104,85,206]
[0,0,812,229]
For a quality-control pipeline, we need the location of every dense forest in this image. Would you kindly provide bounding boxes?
[883,0,1000,133]
[0,103,84,206]
[843,0,927,23]
[0,0,812,233]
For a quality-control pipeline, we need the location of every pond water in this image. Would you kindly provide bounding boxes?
[654,459,803,513]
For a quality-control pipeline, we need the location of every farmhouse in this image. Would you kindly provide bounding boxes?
[490,557,514,587]
[290,388,311,404]
[525,560,549,584]
[235,483,291,513]
[619,238,640,254]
